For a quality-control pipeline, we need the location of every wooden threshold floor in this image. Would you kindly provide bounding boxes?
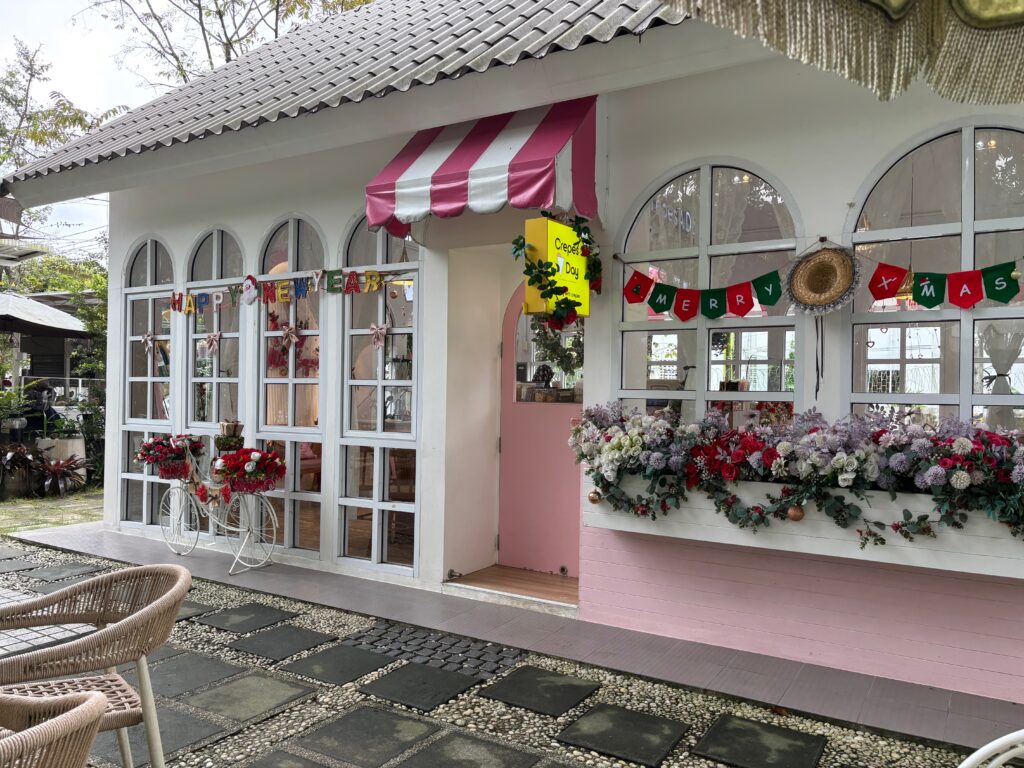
[448,564,579,605]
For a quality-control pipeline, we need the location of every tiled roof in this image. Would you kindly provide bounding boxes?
[3,0,684,187]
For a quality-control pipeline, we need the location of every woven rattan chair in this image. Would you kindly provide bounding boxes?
[0,565,191,768]
[0,691,106,768]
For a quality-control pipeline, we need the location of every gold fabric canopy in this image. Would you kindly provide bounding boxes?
[669,0,1024,103]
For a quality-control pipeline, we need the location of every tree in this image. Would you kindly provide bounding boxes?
[85,0,371,88]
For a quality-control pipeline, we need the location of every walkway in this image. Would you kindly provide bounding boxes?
[11,522,1024,766]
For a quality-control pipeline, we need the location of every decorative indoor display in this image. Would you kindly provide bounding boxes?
[213,447,286,494]
[786,245,859,314]
[621,261,783,320]
[135,434,206,480]
[571,402,1024,548]
[868,261,1021,307]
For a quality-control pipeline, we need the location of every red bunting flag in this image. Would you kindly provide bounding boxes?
[947,269,984,309]
[673,288,700,321]
[726,282,755,318]
[623,271,654,304]
[869,263,908,301]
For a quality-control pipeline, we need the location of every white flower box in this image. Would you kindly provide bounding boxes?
[582,477,1024,580]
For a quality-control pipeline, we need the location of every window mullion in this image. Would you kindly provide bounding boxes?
[960,127,976,420]
[695,164,712,415]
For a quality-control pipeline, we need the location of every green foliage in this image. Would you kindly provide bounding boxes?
[0,387,28,424]
[38,454,89,498]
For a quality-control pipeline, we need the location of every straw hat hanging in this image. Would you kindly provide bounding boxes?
[786,244,860,315]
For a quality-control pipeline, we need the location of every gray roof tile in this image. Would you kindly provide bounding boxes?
[3,0,684,188]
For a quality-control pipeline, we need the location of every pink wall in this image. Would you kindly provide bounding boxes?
[498,284,581,577]
[579,526,1024,703]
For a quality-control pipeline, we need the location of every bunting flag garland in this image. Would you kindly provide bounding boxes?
[752,271,783,306]
[647,283,676,313]
[701,288,728,319]
[624,271,654,304]
[621,266,784,321]
[727,282,755,318]
[867,261,1021,309]
[673,288,700,321]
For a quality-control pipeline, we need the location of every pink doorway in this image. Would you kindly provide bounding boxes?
[497,283,581,579]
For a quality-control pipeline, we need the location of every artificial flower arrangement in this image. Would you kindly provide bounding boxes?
[213,448,286,494]
[570,402,1024,548]
[135,434,206,480]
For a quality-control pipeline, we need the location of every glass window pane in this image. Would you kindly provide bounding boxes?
[130,342,147,377]
[193,339,214,377]
[295,336,319,379]
[125,431,146,473]
[219,298,240,333]
[384,448,415,503]
[191,233,214,282]
[130,300,148,335]
[710,250,794,317]
[123,479,144,522]
[625,170,700,253]
[265,384,289,426]
[298,290,320,331]
[129,382,147,419]
[350,386,377,431]
[708,399,794,428]
[975,129,1024,221]
[220,232,243,278]
[193,383,213,422]
[295,442,322,492]
[263,222,289,274]
[386,277,415,329]
[128,247,148,288]
[264,496,285,546]
[154,297,171,334]
[153,382,171,420]
[853,238,961,312]
[154,242,173,285]
[350,335,378,381]
[218,338,239,378]
[265,294,289,332]
[295,500,321,552]
[388,236,418,264]
[853,402,957,427]
[347,226,376,267]
[343,506,373,560]
[620,398,696,423]
[858,133,961,230]
[974,405,1024,431]
[384,387,412,433]
[219,383,238,421]
[294,384,319,427]
[344,446,374,499]
[852,322,959,394]
[708,328,795,392]
[974,319,1024,396]
[153,340,171,377]
[975,230,1024,308]
[383,511,414,566]
[193,304,212,335]
[297,220,323,272]
[351,291,377,329]
[265,339,289,378]
[621,330,697,391]
[622,260,698,322]
[712,168,795,244]
[384,334,413,381]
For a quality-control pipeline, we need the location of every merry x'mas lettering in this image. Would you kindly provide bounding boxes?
[169,269,387,312]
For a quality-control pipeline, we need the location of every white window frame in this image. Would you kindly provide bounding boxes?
[843,124,1024,422]
[617,163,800,419]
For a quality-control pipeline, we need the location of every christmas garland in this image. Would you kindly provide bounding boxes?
[512,212,601,378]
[572,403,1024,549]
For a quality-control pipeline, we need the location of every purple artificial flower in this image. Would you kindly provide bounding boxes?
[668,456,684,472]
[910,438,934,456]
[923,465,947,487]
[1012,463,1024,484]
[887,453,911,474]
[649,452,667,471]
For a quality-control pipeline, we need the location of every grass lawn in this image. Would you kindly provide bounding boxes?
[0,487,103,535]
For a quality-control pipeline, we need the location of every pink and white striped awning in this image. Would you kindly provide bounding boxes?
[366,96,598,235]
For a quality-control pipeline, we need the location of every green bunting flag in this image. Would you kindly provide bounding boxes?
[911,272,946,309]
[752,270,782,306]
[982,261,1020,304]
[647,282,677,313]
[701,288,727,319]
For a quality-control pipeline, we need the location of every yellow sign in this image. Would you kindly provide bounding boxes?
[522,218,590,317]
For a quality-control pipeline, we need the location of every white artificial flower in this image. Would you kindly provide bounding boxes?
[775,441,793,457]
[830,452,848,470]
[949,469,971,490]
[771,458,787,476]
[686,424,701,435]
[838,472,856,487]
[214,459,225,470]
[843,457,859,473]
[952,437,974,456]
[250,451,262,461]
[244,461,257,473]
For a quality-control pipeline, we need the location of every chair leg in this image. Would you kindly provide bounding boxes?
[135,655,167,768]
[115,727,135,768]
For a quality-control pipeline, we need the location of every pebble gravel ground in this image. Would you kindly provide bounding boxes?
[0,539,967,768]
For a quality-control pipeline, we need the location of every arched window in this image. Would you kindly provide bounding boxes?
[187,230,243,426]
[620,165,798,427]
[122,239,174,525]
[849,127,1024,429]
[339,218,418,569]
[258,217,324,553]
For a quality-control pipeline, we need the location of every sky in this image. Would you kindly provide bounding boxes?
[0,0,156,259]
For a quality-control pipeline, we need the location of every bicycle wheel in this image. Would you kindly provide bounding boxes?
[224,493,278,573]
[158,484,201,556]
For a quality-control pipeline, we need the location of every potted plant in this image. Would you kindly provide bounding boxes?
[37,454,89,498]
[0,443,40,499]
[135,435,206,480]
[35,415,87,478]
[213,448,286,495]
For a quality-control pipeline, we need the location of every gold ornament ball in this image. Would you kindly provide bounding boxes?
[1013,270,1022,280]
[588,489,603,504]
[787,504,805,522]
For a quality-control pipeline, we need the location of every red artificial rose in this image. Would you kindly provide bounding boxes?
[983,455,998,468]
[950,454,964,465]
[564,310,579,326]
[762,447,780,466]
[739,435,764,454]
[220,485,232,504]
[939,457,954,470]
[591,277,602,293]
[871,429,888,444]
[964,461,975,473]
[721,463,738,482]
[547,317,564,331]
[997,468,1012,483]
[730,448,747,464]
